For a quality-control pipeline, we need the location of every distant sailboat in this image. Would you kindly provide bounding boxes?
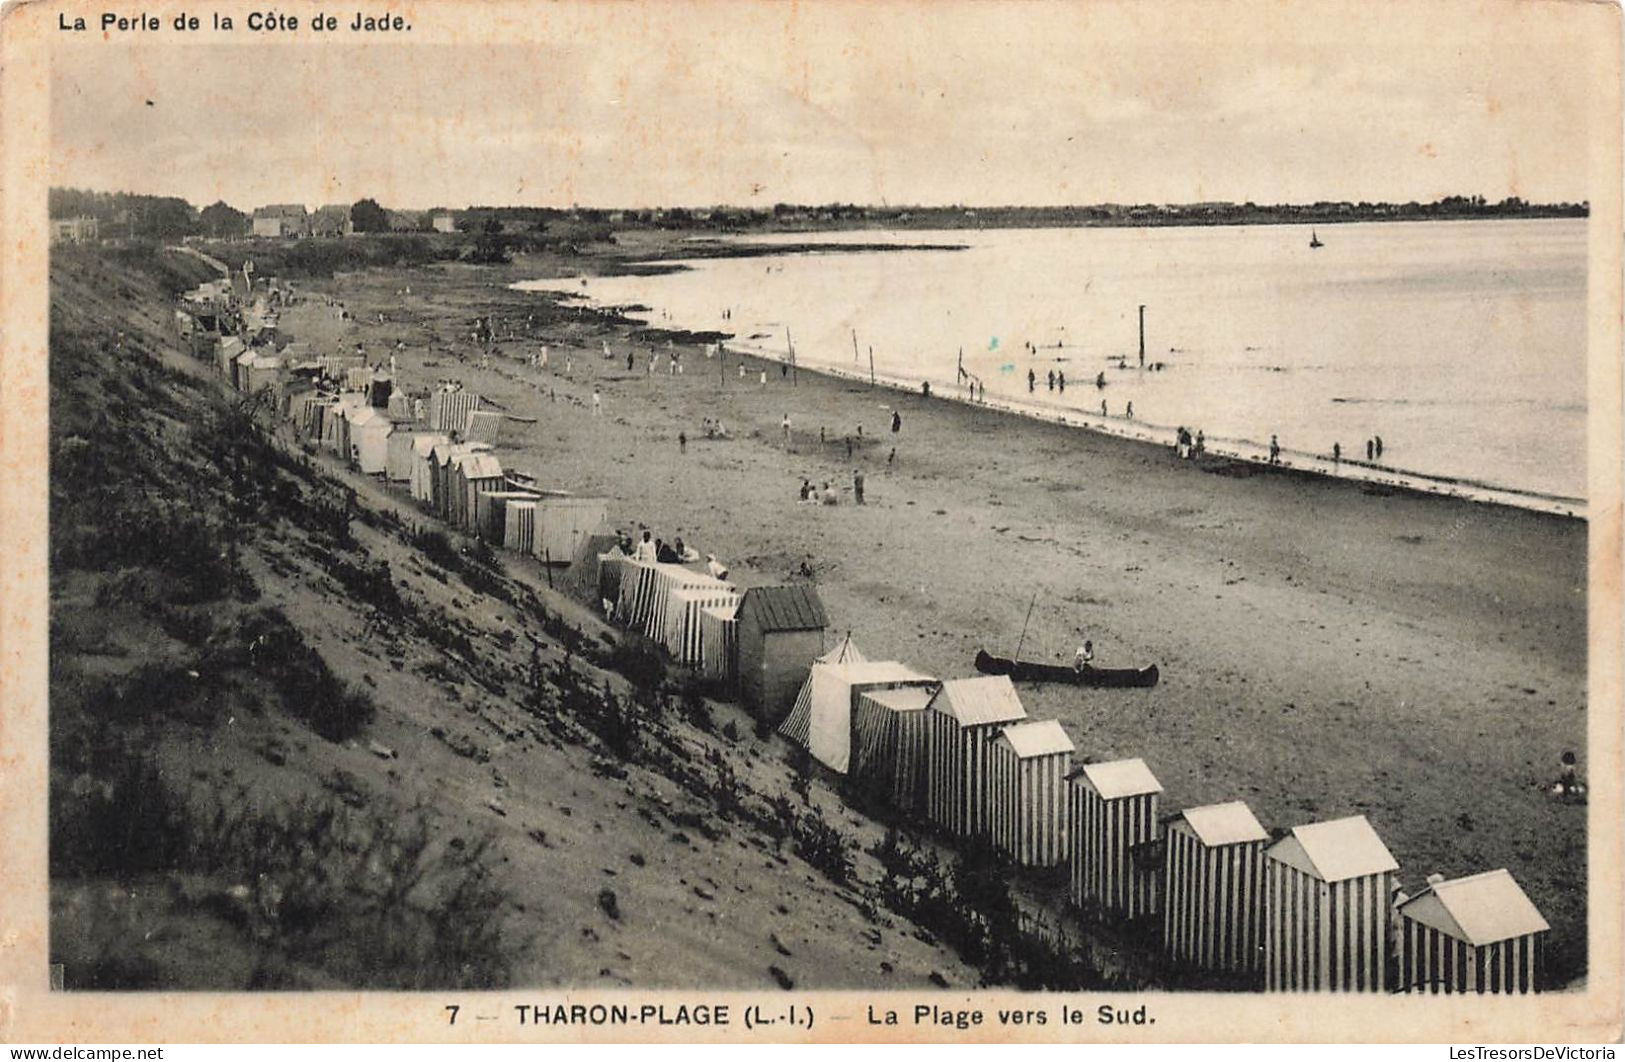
[1309,230,1324,249]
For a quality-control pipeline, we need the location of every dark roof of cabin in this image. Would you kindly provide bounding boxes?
[740,584,827,632]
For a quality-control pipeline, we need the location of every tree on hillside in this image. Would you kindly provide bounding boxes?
[134,196,198,239]
[469,216,510,264]
[350,198,389,233]
[200,201,249,238]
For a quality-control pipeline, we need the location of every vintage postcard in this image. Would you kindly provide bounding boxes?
[0,0,1620,1045]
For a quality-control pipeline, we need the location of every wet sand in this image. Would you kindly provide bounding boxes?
[287,252,1590,982]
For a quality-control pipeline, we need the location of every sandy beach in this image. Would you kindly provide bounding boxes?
[276,247,1590,983]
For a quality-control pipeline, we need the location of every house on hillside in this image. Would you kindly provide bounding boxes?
[311,204,353,237]
[49,216,100,246]
[431,213,457,233]
[735,584,828,721]
[252,204,309,238]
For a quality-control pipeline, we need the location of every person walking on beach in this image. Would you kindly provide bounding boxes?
[845,435,854,459]
[1332,441,1342,465]
[678,431,687,454]
[627,349,635,371]
[1057,371,1066,393]
[891,410,902,434]
[1125,400,1133,419]
[1366,438,1375,462]
[853,468,865,505]
[1374,435,1384,460]
[592,387,602,416]
[760,369,768,388]
[1101,399,1108,416]
[1028,368,1036,393]
[781,413,792,448]
[799,478,812,502]
[1270,434,1281,465]
[1195,429,1205,455]
[634,530,656,562]
[1096,371,1106,389]
[1047,370,1055,391]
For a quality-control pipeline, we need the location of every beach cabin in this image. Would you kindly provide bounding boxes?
[849,684,937,813]
[614,561,733,645]
[735,585,829,722]
[663,585,742,667]
[215,336,246,379]
[346,406,392,475]
[430,441,489,518]
[1163,801,1269,977]
[1395,869,1549,994]
[924,675,1029,840]
[1263,815,1399,992]
[986,719,1075,867]
[464,409,504,445]
[233,349,257,392]
[368,371,393,410]
[1068,758,1164,920]
[387,389,417,421]
[698,602,739,685]
[454,453,505,531]
[777,637,935,774]
[408,434,449,503]
[241,353,283,397]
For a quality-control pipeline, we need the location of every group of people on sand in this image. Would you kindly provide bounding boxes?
[1174,426,1206,459]
[798,469,867,507]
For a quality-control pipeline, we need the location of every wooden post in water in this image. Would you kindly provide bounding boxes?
[869,345,875,388]
[852,328,860,364]
[1138,305,1146,368]
[787,327,798,386]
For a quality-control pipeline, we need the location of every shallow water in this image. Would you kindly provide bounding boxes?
[518,219,1588,504]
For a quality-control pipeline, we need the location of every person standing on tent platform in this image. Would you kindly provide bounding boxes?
[853,468,865,505]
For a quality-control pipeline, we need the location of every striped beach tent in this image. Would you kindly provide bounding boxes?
[504,500,537,554]
[1069,758,1164,920]
[428,389,482,433]
[986,720,1075,867]
[344,366,374,393]
[1396,869,1548,994]
[777,644,933,774]
[1163,801,1269,977]
[924,675,1028,840]
[1264,815,1399,993]
[464,409,504,445]
[613,561,732,643]
[849,684,937,813]
[699,602,739,685]
[663,585,741,667]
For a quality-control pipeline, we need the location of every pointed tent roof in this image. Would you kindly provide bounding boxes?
[997,719,1075,758]
[1178,801,1268,847]
[1266,815,1398,883]
[817,632,866,666]
[1073,758,1163,800]
[1398,869,1550,947]
[929,675,1027,728]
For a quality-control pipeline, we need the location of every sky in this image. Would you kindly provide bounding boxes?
[48,0,1610,211]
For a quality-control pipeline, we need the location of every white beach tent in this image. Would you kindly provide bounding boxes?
[777,636,935,774]
[346,406,393,475]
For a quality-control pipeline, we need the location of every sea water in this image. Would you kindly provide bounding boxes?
[517,219,1587,507]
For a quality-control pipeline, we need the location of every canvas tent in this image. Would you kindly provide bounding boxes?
[408,433,450,503]
[924,675,1029,839]
[777,636,934,774]
[699,602,739,684]
[664,585,742,667]
[1163,800,1270,977]
[987,719,1076,867]
[1069,757,1164,920]
[1395,869,1549,994]
[849,683,938,812]
[1264,815,1400,992]
[346,406,392,474]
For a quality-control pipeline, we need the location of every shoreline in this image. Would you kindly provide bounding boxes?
[513,276,1588,521]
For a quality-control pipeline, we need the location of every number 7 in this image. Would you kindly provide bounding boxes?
[446,1004,460,1025]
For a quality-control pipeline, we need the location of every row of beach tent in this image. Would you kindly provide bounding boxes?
[768,635,1550,994]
